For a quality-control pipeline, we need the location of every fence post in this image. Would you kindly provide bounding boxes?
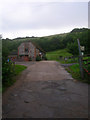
[77,39,84,79]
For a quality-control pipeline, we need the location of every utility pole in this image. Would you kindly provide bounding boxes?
[77,39,84,79]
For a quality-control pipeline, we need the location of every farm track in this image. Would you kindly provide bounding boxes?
[2,61,88,118]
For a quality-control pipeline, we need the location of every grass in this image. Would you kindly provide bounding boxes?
[66,64,81,79]
[66,64,90,83]
[2,64,27,92]
[46,49,89,83]
[61,58,78,64]
[46,49,72,62]
[15,64,27,75]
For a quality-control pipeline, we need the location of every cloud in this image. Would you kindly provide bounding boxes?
[1,26,77,39]
[1,2,88,30]
[0,0,89,3]
[0,1,88,38]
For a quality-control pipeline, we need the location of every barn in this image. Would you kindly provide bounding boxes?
[18,42,45,61]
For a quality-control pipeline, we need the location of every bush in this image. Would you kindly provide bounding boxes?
[42,54,47,60]
[2,59,27,92]
[67,41,78,55]
[44,56,47,60]
[36,56,41,61]
[2,59,15,87]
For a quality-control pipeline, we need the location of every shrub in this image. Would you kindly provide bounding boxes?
[67,41,78,55]
[42,54,47,60]
[36,56,41,61]
[2,59,15,87]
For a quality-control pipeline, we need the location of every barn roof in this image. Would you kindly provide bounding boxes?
[19,41,46,54]
[31,42,46,54]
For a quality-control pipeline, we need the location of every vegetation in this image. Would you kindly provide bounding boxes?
[46,48,90,83]
[66,64,81,79]
[46,49,72,62]
[67,41,79,55]
[2,28,90,87]
[14,64,27,75]
[66,64,90,84]
[83,58,90,73]
[36,56,42,61]
[2,62,27,92]
[2,28,90,55]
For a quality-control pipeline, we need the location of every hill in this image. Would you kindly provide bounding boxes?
[2,28,90,58]
[46,49,72,62]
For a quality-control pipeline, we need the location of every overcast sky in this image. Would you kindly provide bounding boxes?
[0,0,89,39]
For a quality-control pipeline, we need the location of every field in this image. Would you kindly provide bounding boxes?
[46,49,72,62]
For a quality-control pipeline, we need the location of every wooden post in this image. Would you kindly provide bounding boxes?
[77,39,84,79]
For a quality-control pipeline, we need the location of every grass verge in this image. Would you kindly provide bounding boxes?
[2,64,27,92]
[65,64,90,84]
[15,64,27,75]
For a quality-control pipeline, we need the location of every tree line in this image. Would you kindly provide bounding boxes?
[2,28,89,58]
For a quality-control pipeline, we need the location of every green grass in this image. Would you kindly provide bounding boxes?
[3,64,27,92]
[67,64,81,79]
[46,49,89,83]
[66,64,89,83]
[15,64,27,75]
[69,64,80,73]
[46,49,72,62]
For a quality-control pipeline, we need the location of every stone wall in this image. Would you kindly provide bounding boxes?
[18,42,40,61]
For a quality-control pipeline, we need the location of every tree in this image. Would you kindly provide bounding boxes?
[67,41,78,55]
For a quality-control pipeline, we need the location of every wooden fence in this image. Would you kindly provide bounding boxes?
[60,54,90,79]
[82,54,90,78]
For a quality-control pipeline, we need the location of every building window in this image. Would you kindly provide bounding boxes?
[25,48,28,53]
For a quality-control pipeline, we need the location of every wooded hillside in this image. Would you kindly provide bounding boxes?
[2,28,90,57]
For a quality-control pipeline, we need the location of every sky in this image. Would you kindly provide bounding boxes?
[0,0,89,39]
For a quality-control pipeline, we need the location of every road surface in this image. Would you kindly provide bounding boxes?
[2,61,88,118]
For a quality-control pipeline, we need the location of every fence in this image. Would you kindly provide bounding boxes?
[59,56,78,64]
[82,54,90,79]
[60,54,90,80]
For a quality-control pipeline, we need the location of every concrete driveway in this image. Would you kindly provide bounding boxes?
[2,61,88,118]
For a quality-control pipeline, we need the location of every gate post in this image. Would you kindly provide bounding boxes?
[77,39,84,79]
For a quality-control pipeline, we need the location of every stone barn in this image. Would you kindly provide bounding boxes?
[18,42,45,61]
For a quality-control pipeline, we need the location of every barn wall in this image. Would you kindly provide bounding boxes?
[18,43,25,55]
[18,42,40,61]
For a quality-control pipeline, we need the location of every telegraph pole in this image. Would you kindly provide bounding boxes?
[77,39,84,79]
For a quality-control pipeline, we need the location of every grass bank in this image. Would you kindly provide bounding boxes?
[66,64,81,80]
[3,64,27,92]
[66,64,89,84]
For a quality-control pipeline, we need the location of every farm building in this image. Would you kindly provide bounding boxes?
[18,42,46,61]
[8,42,46,61]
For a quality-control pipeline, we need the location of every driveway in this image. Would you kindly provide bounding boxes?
[2,61,88,118]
